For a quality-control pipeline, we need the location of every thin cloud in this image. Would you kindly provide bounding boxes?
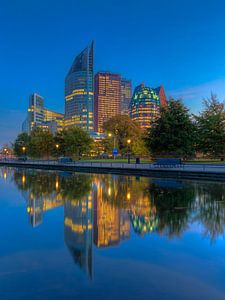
[168,78,225,113]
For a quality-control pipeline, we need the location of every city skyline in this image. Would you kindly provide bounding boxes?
[1,0,225,145]
[20,44,165,136]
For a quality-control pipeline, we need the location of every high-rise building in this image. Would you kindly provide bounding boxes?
[154,85,167,107]
[121,78,132,115]
[22,94,64,134]
[129,83,161,130]
[94,72,121,133]
[65,42,94,132]
[27,93,45,133]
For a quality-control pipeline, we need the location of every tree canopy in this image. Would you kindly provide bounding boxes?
[29,128,55,158]
[195,94,225,159]
[55,127,93,159]
[145,99,196,158]
[103,115,143,155]
[13,132,31,156]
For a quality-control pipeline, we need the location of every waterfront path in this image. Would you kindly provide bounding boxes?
[1,159,225,181]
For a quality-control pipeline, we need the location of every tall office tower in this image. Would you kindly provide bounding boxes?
[27,93,45,133]
[94,72,121,133]
[154,85,167,107]
[121,78,132,115]
[65,41,94,132]
[129,83,161,130]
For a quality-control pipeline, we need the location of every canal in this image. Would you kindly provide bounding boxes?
[0,167,225,299]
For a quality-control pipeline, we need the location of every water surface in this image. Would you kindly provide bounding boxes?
[0,167,225,300]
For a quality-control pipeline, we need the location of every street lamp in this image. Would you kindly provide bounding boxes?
[127,139,131,164]
[108,132,116,160]
[4,148,7,160]
[22,146,26,154]
[55,144,60,158]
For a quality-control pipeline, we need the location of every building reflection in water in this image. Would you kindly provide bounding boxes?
[64,196,93,278]
[10,169,225,277]
[93,178,130,247]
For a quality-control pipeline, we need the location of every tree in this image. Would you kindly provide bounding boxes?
[55,127,93,159]
[29,128,55,158]
[13,132,31,156]
[103,115,142,155]
[145,99,196,158]
[195,94,225,159]
[132,138,149,157]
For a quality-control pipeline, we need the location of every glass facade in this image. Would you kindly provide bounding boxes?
[22,94,64,134]
[121,78,132,115]
[129,83,160,130]
[27,93,45,133]
[65,42,94,132]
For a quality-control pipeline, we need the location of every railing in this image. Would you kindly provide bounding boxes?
[1,159,225,174]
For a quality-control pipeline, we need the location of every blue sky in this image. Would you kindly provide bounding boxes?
[1,0,225,145]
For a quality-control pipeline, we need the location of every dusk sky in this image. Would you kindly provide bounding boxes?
[1,0,225,145]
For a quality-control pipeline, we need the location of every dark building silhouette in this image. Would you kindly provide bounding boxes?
[154,85,167,107]
[121,78,132,115]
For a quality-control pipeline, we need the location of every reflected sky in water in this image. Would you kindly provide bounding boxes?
[0,167,225,300]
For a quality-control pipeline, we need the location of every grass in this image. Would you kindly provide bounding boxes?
[79,158,225,164]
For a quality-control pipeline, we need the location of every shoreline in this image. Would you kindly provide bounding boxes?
[1,160,225,182]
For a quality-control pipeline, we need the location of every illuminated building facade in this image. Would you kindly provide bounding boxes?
[42,109,64,133]
[129,83,161,130]
[65,42,94,132]
[94,72,121,133]
[44,108,64,123]
[27,93,45,133]
[22,94,64,134]
[121,78,132,115]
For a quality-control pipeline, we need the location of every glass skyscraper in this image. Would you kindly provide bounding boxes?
[121,78,132,115]
[27,93,45,133]
[65,41,94,132]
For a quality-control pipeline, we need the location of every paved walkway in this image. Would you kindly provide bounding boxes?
[1,159,225,178]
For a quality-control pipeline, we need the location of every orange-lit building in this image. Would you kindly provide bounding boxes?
[94,72,121,133]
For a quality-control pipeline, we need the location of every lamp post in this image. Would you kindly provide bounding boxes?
[4,148,7,160]
[55,144,60,157]
[108,133,116,160]
[55,144,60,158]
[22,146,26,155]
[127,139,131,164]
